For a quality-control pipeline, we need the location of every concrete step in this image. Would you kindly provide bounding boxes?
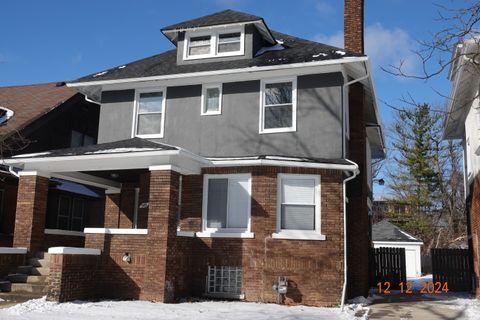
[0,292,44,303]
[14,266,32,275]
[30,267,49,276]
[28,258,49,268]
[10,283,47,294]
[0,281,11,292]
[6,274,47,284]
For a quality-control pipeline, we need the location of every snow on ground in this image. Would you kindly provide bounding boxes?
[409,274,433,291]
[0,297,368,320]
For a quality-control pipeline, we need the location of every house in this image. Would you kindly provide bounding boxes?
[0,82,101,247]
[372,220,423,278]
[2,1,384,307]
[443,37,480,296]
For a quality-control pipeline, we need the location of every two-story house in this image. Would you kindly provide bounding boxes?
[4,1,384,307]
[443,37,480,296]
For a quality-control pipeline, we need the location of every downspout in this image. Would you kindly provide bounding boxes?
[85,95,100,105]
[8,166,19,178]
[340,65,368,310]
[340,159,359,311]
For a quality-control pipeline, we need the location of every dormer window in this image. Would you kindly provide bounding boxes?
[184,26,244,60]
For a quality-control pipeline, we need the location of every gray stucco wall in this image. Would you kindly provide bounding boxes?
[98,72,344,159]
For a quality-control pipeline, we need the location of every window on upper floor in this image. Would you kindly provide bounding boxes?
[201,84,222,115]
[260,78,297,134]
[202,174,251,235]
[272,174,325,240]
[134,90,166,138]
[184,27,244,60]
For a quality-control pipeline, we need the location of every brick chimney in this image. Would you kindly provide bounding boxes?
[344,0,364,54]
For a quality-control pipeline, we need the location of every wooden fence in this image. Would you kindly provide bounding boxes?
[431,248,473,292]
[370,247,407,289]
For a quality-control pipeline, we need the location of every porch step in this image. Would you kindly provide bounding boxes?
[28,258,49,268]
[0,292,44,303]
[0,281,11,292]
[6,274,47,284]
[14,266,32,274]
[10,283,47,294]
[30,267,49,276]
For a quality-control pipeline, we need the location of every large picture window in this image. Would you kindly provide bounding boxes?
[273,174,324,240]
[260,79,297,133]
[134,90,165,138]
[202,174,251,235]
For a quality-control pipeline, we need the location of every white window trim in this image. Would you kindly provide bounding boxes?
[201,84,223,115]
[272,173,325,241]
[183,26,245,61]
[202,173,252,236]
[132,88,167,139]
[259,77,297,134]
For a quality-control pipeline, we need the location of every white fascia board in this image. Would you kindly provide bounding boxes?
[44,229,85,237]
[18,170,50,178]
[373,241,424,246]
[0,247,27,254]
[67,57,368,88]
[48,247,101,255]
[209,159,358,171]
[84,228,148,235]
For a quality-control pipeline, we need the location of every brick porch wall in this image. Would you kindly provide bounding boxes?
[58,166,345,306]
[0,253,25,279]
[47,253,99,302]
[43,234,85,251]
[13,174,49,253]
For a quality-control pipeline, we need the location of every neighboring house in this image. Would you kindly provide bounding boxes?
[0,82,101,247]
[372,220,423,278]
[3,1,384,307]
[443,37,480,296]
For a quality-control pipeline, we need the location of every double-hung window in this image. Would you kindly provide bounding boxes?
[273,174,324,240]
[134,90,165,138]
[184,27,244,60]
[260,79,297,133]
[201,84,222,115]
[217,32,241,53]
[201,174,252,237]
[57,196,85,232]
[188,35,212,57]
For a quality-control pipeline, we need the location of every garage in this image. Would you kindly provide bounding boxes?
[372,220,423,278]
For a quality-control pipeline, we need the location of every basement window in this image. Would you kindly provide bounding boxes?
[206,265,243,299]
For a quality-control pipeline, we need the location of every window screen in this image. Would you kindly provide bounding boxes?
[218,32,241,53]
[204,87,221,113]
[189,35,211,56]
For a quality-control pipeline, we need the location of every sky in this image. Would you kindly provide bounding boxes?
[0,0,471,198]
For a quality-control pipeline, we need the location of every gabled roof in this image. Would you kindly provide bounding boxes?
[0,82,76,140]
[12,137,177,159]
[372,220,423,243]
[162,9,262,32]
[71,31,362,85]
[161,9,275,45]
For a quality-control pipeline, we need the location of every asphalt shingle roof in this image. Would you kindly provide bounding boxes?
[161,9,262,31]
[12,137,177,158]
[0,82,76,139]
[72,31,362,84]
[372,220,422,243]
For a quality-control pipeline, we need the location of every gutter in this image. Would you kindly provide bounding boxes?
[340,159,360,311]
[67,56,369,87]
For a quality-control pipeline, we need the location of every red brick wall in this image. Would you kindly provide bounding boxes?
[0,253,25,279]
[344,0,364,54]
[64,167,345,307]
[13,175,49,253]
[346,82,370,298]
[47,253,99,302]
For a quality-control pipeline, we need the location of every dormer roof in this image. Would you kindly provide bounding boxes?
[161,9,276,45]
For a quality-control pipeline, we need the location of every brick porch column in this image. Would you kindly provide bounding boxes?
[13,171,50,253]
[142,169,179,302]
[104,190,121,228]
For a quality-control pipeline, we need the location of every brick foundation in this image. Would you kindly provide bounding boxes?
[13,174,49,253]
